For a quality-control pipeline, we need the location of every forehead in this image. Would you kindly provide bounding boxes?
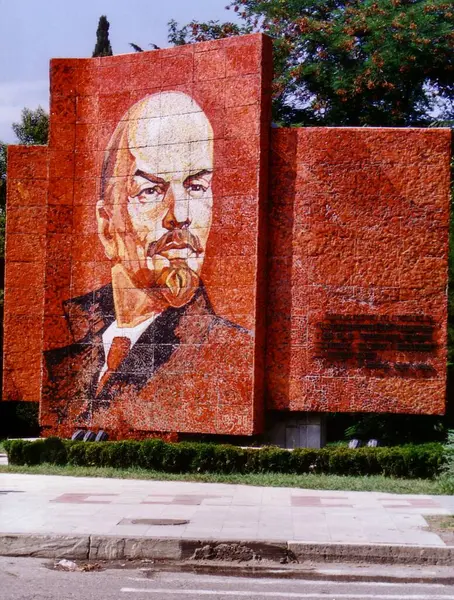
[127,93,214,177]
[130,136,214,178]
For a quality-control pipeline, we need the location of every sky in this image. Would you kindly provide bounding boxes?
[0,0,237,143]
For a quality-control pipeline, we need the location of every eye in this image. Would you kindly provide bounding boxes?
[134,184,166,203]
[189,184,206,192]
[184,180,210,198]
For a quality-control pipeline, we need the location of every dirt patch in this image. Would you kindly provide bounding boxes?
[191,543,262,562]
[425,516,454,545]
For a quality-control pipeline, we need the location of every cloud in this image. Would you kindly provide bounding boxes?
[0,80,49,142]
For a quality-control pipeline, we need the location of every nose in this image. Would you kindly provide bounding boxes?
[162,184,191,231]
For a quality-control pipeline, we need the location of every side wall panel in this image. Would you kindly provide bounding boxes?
[267,128,451,414]
[3,146,48,403]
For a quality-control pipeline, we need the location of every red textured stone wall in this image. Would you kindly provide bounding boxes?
[3,146,48,403]
[4,34,273,438]
[267,128,451,414]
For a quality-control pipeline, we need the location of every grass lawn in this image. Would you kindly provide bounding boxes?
[0,463,449,495]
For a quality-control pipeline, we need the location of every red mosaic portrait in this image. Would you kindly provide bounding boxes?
[4,35,272,438]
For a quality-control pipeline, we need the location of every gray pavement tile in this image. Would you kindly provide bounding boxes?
[1,473,451,549]
[160,505,199,517]
[202,498,232,506]
[180,531,217,540]
[330,536,369,544]
[219,531,260,540]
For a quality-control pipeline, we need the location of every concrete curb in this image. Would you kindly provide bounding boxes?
[1,533,454,565]
[287,541,454,565]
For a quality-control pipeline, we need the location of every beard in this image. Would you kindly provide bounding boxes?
[130,229,203,308]
[155,259,200,308]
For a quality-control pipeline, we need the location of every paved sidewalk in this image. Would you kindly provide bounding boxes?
[0,472,453,547]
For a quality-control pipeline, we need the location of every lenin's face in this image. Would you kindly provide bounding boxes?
[97,92,214,308]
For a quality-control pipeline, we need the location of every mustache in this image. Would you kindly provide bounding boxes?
[146,229,204,258]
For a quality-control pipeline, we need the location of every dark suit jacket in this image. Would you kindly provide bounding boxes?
[42,283,253,433]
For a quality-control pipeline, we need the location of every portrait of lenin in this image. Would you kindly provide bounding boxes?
[44,91,252,430]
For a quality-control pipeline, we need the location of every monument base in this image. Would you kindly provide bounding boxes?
[267,412,326,449]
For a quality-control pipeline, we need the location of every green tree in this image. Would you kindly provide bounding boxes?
[92,15,113,58]
[167,18,249,46]
[169,0,454,126]
[12,106,49,145]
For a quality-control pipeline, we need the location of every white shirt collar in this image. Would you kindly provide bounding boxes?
[101,315,157,351]
[98,314,157,381]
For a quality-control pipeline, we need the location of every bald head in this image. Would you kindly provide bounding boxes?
[101,92,213,203]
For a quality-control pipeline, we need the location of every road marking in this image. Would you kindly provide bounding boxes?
[121,589,454,599]
[126,577,446,589]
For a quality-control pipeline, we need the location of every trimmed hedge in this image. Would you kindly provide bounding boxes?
[3,438,445,479]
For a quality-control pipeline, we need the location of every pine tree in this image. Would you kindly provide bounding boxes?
[92,15,113,58]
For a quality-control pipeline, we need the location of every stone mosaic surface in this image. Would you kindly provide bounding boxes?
[267,128,451,414]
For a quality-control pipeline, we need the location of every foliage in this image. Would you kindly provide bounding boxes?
[169,0,454,126]
[128,42,160,53]
[129,43,144,53]
[436,430,454,493]
[168,18,250,46]
[441,429,454,476]
[5,438,445,479]
[12,106,49,145]
[92,15,113,58]
[342,413,446,445]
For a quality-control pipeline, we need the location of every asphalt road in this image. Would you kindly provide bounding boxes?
[2,557,454,600]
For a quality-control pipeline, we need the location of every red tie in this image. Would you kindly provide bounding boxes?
[96,336,131,396]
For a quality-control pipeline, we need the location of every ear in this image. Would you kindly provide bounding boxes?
[96,200,118,261]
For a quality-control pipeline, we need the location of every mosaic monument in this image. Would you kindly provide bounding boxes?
[3,34,451,444]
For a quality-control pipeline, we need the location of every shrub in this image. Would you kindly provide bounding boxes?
[188,443,247,474]
[212,444,247,474]
[254,446,292,474]
[7,439,26,465]
[22,440,45,466]
[290,448,319,474]
[161,442,194,473]
[83,442,105,467]
[67,442,89,466]
[139,439,166,470]
[4,438,446,479]
[41,437,67,465]
[437,431,454,494]
[102,441,141,469]
[443,430,454,477]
